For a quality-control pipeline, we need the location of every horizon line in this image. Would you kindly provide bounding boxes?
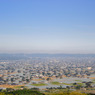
[0,53,95,55]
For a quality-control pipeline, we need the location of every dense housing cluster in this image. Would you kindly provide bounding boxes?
[0,54,95,89]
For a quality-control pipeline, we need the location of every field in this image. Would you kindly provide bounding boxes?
[51,81,72,85]
[31,83,47,86]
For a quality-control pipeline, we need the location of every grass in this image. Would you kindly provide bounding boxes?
[31,83,47,86]
[93,79,95,81]
[51,82,71,85]
[77,83,84,86]
[62,83,71,85]
[51,82,61,85]
[75,80,82,82]
[92,79,95,83]
[14,86,22,89]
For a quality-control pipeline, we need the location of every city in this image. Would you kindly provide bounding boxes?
[0,54,95,92]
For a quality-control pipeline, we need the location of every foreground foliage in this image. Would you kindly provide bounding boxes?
[0,89,94,95]
[0,89,44,95]
[45,91,87,95]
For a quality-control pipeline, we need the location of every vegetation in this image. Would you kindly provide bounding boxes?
[51,81,71,85]
[75,80,82,82]
[0,89,94,95]
[51,82,61,85]
[14,86,26,89]
[62,83,71,85]
[45,91,87,95]
[0,89,44,95]
[31,83,47,86]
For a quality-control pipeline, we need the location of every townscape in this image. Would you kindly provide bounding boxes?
[0,54,95,91]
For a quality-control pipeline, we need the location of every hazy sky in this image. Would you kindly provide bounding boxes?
[0,0,95,54]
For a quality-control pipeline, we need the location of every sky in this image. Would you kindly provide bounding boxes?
[0,0,95,54]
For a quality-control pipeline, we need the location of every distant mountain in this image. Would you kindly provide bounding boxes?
[0,53,95,60]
